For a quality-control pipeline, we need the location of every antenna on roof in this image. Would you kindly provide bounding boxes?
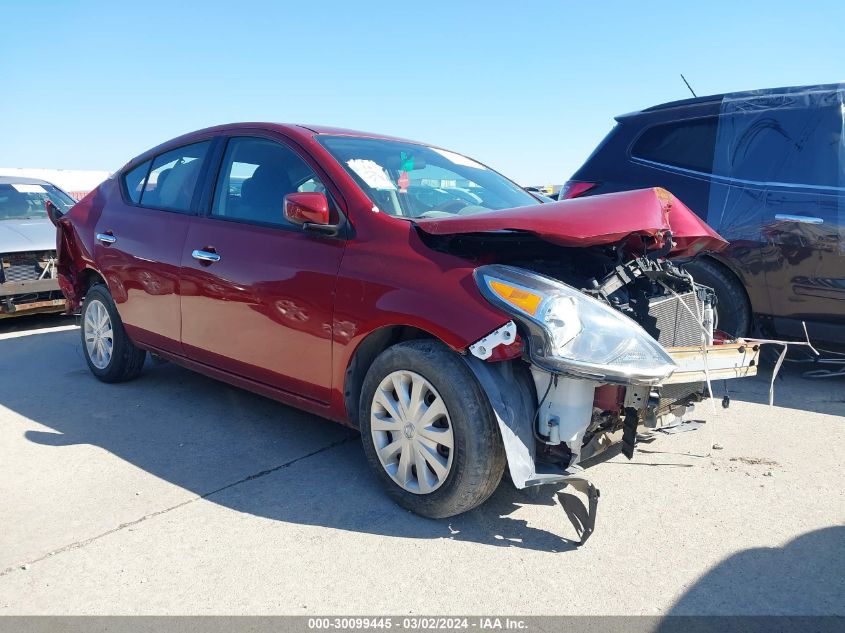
[680,74,697,98]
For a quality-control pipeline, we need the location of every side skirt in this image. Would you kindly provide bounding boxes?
[140,344,347,426]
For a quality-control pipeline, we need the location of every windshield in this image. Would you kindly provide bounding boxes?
[318,136,539,218]
[0,183,76,220]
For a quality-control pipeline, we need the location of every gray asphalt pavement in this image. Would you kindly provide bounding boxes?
[1,316,843,615]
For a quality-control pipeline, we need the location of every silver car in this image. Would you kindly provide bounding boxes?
[0,176,75,318]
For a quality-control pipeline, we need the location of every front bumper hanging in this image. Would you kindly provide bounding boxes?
[663,341,760,384]
[556,474,600,545]
[0,278,64,318]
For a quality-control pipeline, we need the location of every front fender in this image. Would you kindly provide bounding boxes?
[328,239,513,422]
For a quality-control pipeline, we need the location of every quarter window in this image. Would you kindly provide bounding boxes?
[632,117,718,173]
[139,141,211,212]
[123,160,151,204]
[212,137,325,227]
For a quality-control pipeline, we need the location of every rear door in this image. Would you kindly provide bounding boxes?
[708,100,845,340]
[180,134,346,403]
[763,187,845,338]
[95,140,212,354]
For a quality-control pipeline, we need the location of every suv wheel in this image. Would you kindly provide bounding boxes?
[360,339,506,518]
[684,258,751,338]
[81,284,146,383]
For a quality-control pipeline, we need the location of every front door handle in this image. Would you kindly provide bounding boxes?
[96,232,116,244]
[775,214,824,224]
[191,249,221,263]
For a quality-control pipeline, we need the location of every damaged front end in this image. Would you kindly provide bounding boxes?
[466,257,760,544]
[0,250,65,318]
[424,189,762,544]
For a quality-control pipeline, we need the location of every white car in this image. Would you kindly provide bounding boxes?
[0,176,75,318]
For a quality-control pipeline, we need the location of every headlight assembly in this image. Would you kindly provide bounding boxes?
[474,264,676,385]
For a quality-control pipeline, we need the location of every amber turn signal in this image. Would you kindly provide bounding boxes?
[488,280,543,316]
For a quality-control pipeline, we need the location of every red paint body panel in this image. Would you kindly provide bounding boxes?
[94,179,189,355]
[415,187,728,258]
[57,124,730,428]
[328,218,512,417]
[180,216,344,403]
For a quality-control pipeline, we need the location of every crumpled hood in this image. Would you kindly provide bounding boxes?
[414,187,727,257]
[0,218,57,253]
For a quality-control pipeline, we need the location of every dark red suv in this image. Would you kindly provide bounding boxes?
[55,123,759,540]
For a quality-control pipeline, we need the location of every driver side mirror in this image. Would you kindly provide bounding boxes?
[284,192,330,226]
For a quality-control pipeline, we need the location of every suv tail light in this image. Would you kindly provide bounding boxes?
[560,181,598,199]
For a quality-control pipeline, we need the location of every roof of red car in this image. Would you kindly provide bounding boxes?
[182,122,427,145]
[293,124,422,143]
[122,123,438,171]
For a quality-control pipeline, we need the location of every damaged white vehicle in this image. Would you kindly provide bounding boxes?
[0,176,73,318]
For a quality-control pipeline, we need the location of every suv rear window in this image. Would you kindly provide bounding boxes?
[631,117,718,173]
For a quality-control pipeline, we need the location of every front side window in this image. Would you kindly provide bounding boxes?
[0,182,76,220]
[631,117,718,174]
[318,136,538,218]
[140,141,211,212]
[212,137,325,227]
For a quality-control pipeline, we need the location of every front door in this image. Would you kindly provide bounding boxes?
[180,135,345,403]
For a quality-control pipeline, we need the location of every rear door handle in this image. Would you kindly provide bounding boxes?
[191,249,221,263]
[96,232,116,244]
[775,214,824,224]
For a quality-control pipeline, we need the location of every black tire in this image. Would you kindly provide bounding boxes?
[684,258,752,338]
[80,284,146,383]
[360,339,506,518]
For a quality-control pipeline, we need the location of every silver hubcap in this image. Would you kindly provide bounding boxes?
[371,370,454,495]
[84,299,114,369]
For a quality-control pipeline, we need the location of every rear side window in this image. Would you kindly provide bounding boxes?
[713,106,842,187]
[632,117,718,173]
[123,161,151,204]
[139,141,211,212]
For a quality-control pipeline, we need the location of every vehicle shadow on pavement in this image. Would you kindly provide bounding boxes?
[657,526,845,618]
[716,359,845,417]
[4,327,581,554]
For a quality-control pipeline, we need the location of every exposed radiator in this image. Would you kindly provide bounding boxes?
[647,291,707,347]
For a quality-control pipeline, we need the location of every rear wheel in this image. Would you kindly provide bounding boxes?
[81,284,146,383]
[360,339,506,518]
[684,258,751,338]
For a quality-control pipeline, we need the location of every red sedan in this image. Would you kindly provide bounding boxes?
[54,124,759,541]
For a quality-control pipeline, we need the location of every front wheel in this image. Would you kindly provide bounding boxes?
[360,339,506,518]
[81,284,146,383]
